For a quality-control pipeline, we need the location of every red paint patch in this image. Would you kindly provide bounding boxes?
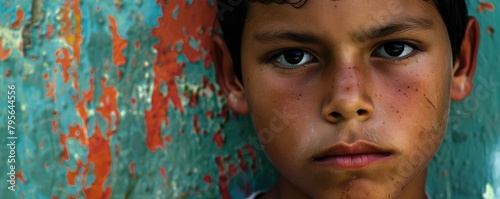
[45,68,57,101]
[0,36,12,60]
[160,167,167,179]
[478,2,495,13]
[215,156,231,199]
[5,69,11,77]
[212,131,224,149]
[11,9,24,29]
[228,164,238,177]
[217,109,229,122]
[238,144,257,174]
[96,78,120,136]
[83,126,113,199]
[202,76,215,92]
[206,111,213,119]
[132,57,137,68]
[16,170,27,184]
[193,115,200,134]
[52,120,58,133]
[43,73,49,80]
[160,166,169,187]
[487,26,494,35]
[188,92,198,107]
[75,75,95,128]
[66,167,77,186]
[129,162,135,179]
[45,163,49,169]
[145,0,216,152]
[59,65,116,199]
[60,125,87,160]
[66,159,84,186]
[46,24,55,40]
[114,145,119,158]
[135,41,140,50]
[45,82,56,102]
[55,48,72,83]
[203,175,212,184]
[164,135,172,144]
[58,0,83,65]
[108,16,128,67]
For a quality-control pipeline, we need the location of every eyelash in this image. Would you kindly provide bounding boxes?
[266,49,318,72]
[266,41,423,70]
[372,41,422,63]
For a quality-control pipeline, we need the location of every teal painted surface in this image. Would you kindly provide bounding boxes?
[0,0,497,198]
[426,2,500,198]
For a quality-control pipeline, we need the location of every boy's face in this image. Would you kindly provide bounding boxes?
[224,0,473,198]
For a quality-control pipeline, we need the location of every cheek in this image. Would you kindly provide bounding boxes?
[375,56,452,128]
[242,70,321,165]
[376,57,452,163]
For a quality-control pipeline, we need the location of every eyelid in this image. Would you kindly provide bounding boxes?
[265,48,319,70]
[371,40,422,61]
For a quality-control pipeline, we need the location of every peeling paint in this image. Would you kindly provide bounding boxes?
[0,36,12,60]
[0,0,498,199]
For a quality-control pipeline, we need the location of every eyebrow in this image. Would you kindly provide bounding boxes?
[253,29,328,46]
[252,17,435,45]
[354,18,435,42]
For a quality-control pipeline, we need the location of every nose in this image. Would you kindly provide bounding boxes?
[322,65,374,124]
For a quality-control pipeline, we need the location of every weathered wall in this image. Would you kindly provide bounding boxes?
[0,0,498,198]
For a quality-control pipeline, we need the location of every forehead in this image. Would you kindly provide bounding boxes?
[247,0,436,11]
[245,0,443,36]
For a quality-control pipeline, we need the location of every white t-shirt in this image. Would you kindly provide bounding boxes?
[246,191,266,199]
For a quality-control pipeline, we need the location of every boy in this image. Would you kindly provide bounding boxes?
[213,0,480,198]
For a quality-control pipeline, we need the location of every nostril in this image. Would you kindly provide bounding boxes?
[331,112,342,118]
[356,109,368,115]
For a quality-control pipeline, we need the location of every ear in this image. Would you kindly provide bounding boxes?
[451,17,480,101]
[212,34,249,114]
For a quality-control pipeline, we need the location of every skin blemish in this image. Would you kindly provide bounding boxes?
[425,97,437,111]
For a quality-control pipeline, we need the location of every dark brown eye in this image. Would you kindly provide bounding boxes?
[374,42,415,59]
[274,49,315,68]
[283,49,305,64]
[384,42,405,56]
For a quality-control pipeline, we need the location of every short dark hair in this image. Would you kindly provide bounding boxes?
[217,0,469,81]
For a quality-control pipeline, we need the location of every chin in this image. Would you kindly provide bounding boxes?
[293,170,412,199]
